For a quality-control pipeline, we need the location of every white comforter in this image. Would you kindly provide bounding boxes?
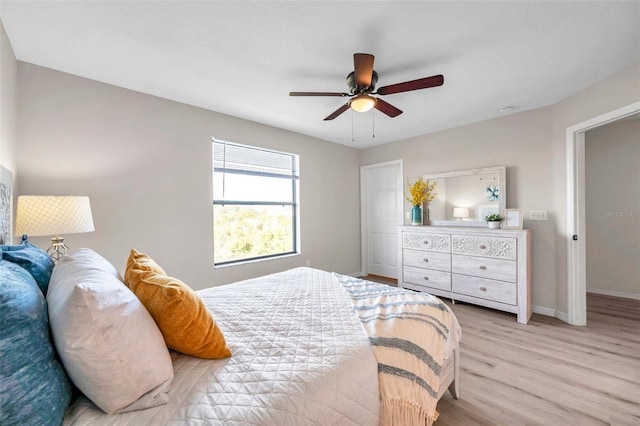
[64,267,381,425]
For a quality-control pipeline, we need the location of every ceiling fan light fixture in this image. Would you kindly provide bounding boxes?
[350,94,376,113]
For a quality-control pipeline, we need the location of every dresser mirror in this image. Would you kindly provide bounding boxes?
[422,166,506,227]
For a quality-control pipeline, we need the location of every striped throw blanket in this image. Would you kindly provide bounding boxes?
[335,274,461,426]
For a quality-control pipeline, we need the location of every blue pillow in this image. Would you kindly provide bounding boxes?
[0,236,55,295]
[0,260,72,426]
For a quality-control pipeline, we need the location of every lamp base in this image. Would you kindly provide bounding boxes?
[47,236,71,263]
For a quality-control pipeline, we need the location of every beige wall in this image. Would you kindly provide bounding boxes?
[360,63,640,317]
[16,63,362,289]
[0,20,16,171]
[585,117,640,298]
[1,20,18,243]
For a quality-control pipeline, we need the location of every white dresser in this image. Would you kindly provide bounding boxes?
[398,226,531,324]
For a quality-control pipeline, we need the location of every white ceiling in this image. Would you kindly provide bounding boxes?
[1,1,638,149]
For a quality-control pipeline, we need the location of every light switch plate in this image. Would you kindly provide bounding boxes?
[529,210,548,220]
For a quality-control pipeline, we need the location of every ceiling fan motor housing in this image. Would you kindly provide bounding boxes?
[347,71,378,94]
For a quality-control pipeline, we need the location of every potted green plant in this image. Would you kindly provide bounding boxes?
[484,213,504,229]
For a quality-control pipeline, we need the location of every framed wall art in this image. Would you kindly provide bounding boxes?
[503,208,523,230]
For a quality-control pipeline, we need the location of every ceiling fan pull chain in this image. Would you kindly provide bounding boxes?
[351,109,355,142]
[372,110,375,139]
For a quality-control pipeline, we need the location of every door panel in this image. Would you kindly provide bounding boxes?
[362,161,402,278]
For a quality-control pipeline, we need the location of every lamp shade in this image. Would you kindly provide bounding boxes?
[452,207,469,219]
[15,196,95,237]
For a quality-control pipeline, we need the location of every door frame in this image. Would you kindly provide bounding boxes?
[360,159,404,277]
[565,101,640,325]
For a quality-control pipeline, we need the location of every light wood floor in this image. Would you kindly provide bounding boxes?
[361,276,640,425]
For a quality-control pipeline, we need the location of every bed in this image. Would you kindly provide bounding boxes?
[0,242,461,426]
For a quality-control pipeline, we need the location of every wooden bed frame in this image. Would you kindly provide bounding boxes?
[439,347,460,400]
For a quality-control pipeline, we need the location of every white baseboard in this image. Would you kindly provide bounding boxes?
[532,305,555,317]
[532,305,570,323]
[587,288,640,300]
[348,271,364,278]
[554,310,569,323]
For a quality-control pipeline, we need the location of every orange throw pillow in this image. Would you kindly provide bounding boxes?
[124,249,231,359]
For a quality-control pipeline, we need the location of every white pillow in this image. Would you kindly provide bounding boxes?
[47,248,174,414]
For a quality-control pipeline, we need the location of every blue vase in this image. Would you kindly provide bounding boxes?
[411,205,422,225]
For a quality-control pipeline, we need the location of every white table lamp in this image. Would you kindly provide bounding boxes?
[453,207,469,220]
[15,196,95,261]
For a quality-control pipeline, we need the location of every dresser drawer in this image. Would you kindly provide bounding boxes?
[452,254,517,282]
[403,266,451,291]
[452,235,516,260]
[403,232,451,253]
[452,275,517,305]
[403,249,451,272]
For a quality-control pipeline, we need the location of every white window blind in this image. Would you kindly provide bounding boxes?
[213,140,298,178]
[212,139,299,265]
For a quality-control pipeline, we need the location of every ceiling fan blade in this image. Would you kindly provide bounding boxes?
[324,103,350,121]
[376,74,444,95]
[373,98,403,117]
[354,53,375,87]
[289,91,349,97]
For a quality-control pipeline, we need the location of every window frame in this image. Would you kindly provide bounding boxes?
[212,139,299,266]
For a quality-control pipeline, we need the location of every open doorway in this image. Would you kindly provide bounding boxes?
[566,102,640,325]
[584,115,639,298]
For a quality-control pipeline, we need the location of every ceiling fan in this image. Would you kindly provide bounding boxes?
[289,53,444,121]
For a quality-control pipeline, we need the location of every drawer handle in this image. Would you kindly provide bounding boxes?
[479,286,487,291]
[423,276,430,281]
[479,265,487,270]
[479,244,487,250]
[422,239,430,245]
[423,258,429,263]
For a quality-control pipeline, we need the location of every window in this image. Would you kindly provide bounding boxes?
[213,139,299,265]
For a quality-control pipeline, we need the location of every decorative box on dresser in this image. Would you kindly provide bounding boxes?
[398,226,531,324]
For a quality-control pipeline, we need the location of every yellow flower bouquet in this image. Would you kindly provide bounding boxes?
[406,177,438,207]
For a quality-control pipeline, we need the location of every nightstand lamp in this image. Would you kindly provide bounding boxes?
[15,196,95,262]
[452,207,469,221]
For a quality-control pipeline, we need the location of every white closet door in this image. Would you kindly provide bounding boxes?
[361,160,403,278]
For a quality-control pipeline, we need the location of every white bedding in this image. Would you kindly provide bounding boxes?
[64,267,381,425]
